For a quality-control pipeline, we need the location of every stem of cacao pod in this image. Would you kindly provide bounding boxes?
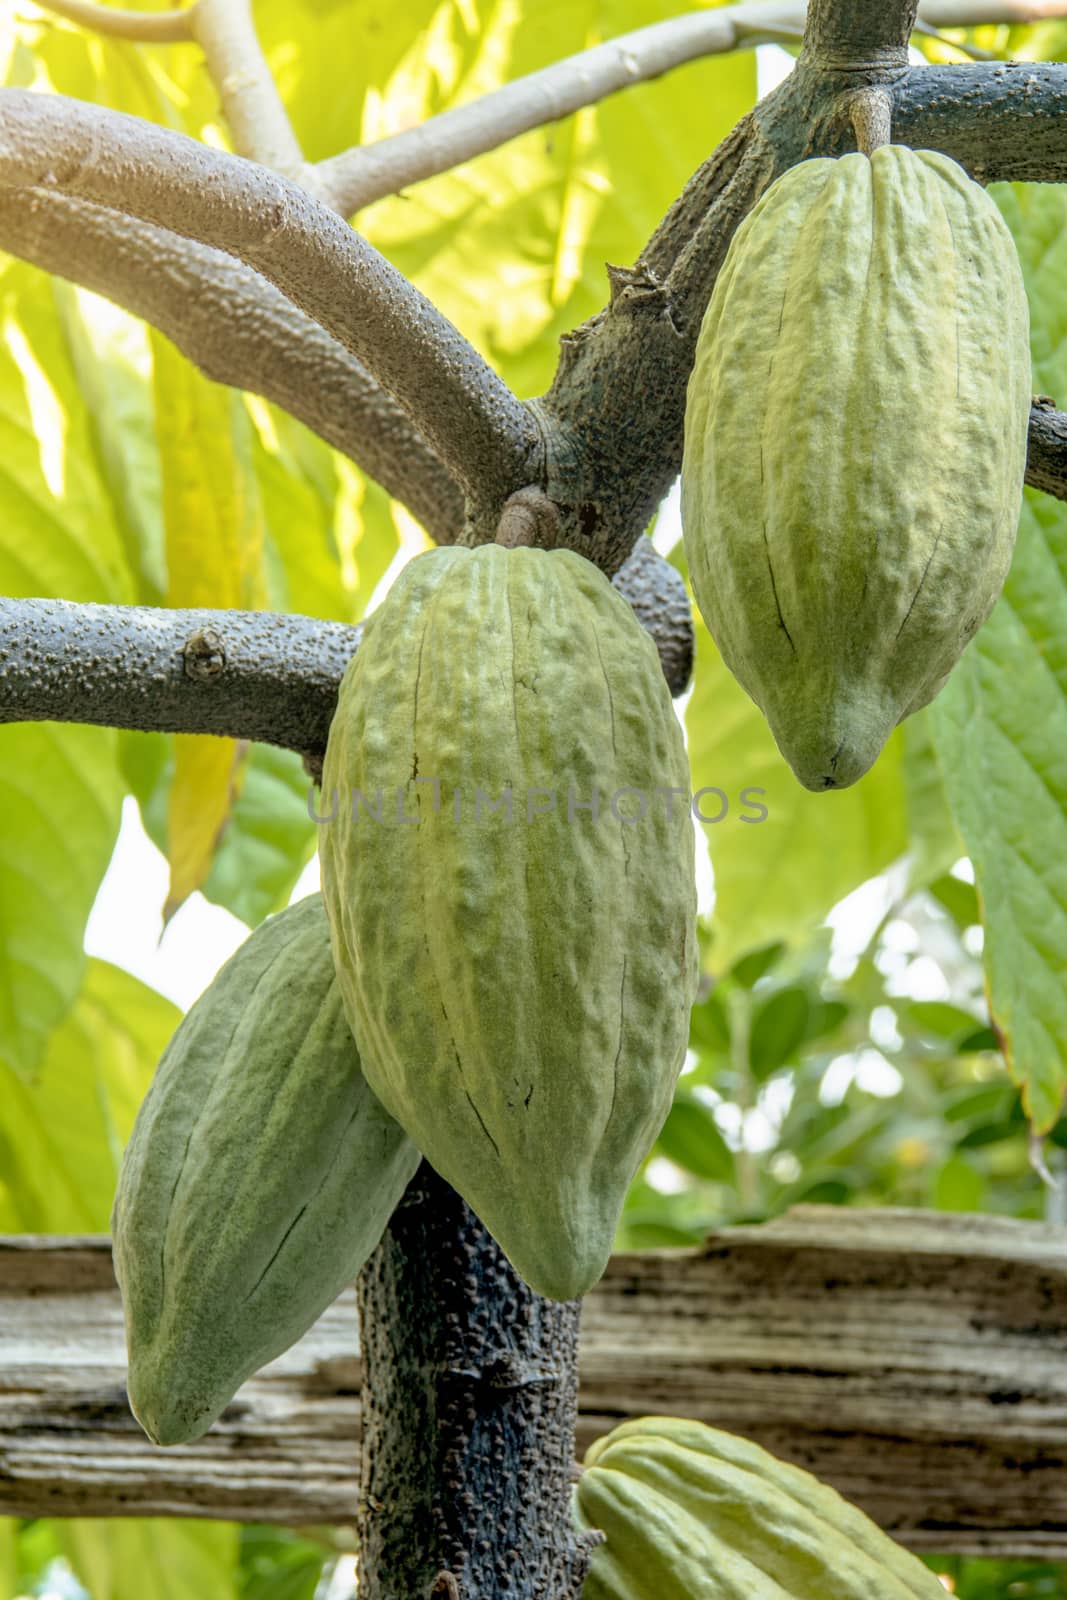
[850,87,894,155]
[355,1162,601,1599]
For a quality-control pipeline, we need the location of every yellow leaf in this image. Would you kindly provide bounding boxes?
[151,332,265,914]
[165,735,249,924]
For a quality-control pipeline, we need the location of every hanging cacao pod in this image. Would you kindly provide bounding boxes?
[319,544,698,1300]
[112,893,419,1445]
[681,145,1031,790]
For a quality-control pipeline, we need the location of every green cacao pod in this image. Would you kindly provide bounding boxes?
[574,1416,945,1598]
[112,893,420,1446]
[319,544,697,1301]
[681,145,1031,791]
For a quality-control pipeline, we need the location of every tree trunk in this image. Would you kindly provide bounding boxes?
[355,1163,600,1599]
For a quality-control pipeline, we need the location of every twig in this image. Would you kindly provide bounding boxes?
[0,186,465,544]
[314,0,1067,214]
[315,2,806,216]
[28,0,194,42]
[187,0,321,191]
[921,0,1067,20]
[0,89,540,523]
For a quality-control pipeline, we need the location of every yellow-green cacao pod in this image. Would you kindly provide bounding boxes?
[681,146,1031,791]
[112,893,420,1446]
[574,1416,946,1598]
[319,545,697,1301]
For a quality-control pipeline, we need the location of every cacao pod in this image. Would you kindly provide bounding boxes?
[681,145,1031,791]
[319,544,697,1301]
[112,893,420,1446]
[574,1416,945,1598]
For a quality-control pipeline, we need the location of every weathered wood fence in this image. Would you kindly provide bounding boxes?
[3,1206,1066,1557]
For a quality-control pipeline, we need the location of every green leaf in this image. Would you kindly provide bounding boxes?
[58,1519,239,1600]
[928,873,980,929]
[689,987,730,1053]
[941,1083,1014,1124]
[931,179,1067,1132]
[238,1526,331,1600]
[0,960,177,1231]
[0,1519,14,1599]
[655,1094,735,1184]
[54,282,165,604]
[933,1153,985,1212]
[903,1000,983,1042]
[203,744,318,926]
[749,986,810,1079]
[958,1026,1000,1055]
[0,725,123,1080]
[932,496,1067,1131]
[804,999,849,1045]
[727,942,785,989]
[901,708,963,889]
[686,618,908,966]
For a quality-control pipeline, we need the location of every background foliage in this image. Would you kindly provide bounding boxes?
[0,3,1065,1595]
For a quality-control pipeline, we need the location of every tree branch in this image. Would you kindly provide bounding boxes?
[313,1,1067,214]
[922,0,1067,18]
[0,550,692,759]
[0,89,540,526]
[187,0,316,189]
[0,599,361,759]
[356,1166,597,1599]
[1027,401,1067,503]
[29,0,194,42]
[804,0,919,63]
[315,2,806,217]
[891,62,1067,181]
[0,186,466,543]
[536,41,1067,572]
[0,186,465,544]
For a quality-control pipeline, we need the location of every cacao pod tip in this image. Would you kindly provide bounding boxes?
[127,1373,214,1447]
[771,692,892,792]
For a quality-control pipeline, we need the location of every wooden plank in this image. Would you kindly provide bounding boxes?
[2,1207,1067,1555]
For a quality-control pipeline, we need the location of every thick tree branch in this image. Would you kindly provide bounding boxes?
[804,0,919,63]
[356,1166,597,1600]
[0,599,361,759]
[29,0,194,42]
[1028,401,1067,502]
[892,62,1067,181]
[0,89,540,526]
[0,552,692,758]
[0,186,465,544]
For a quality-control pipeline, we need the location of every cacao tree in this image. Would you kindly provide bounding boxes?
[1,0,1067,1595]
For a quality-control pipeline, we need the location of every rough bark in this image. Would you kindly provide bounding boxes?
[355,1166,598,1600]
[0,188,466,544]
[0,89,541,523]
[0,548,691,758]
[1028,399,1067,500]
